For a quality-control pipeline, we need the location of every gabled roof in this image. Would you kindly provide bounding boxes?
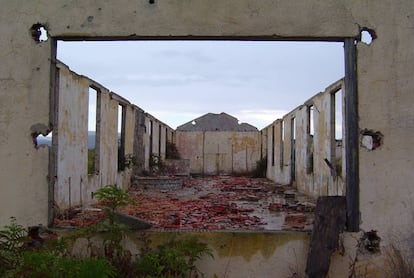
[176,112,258,132]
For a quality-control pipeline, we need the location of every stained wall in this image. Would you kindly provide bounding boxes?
[176,131,260,175]
[265,79,345,198]
[55,62,173,209]
[1,0,413,275]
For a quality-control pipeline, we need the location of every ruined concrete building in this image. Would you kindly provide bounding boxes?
[1,1,413,277]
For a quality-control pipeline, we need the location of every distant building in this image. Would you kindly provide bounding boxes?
[175,112,260,175]
[176,112,258,132]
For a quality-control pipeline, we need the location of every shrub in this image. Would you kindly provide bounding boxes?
[252,156,267,178]
[14,251,116,278]
[94,185,134,226]
[136,235,213,278]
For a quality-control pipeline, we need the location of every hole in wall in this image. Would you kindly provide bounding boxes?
[359,230,381,254]
[360,129,383,151]
[30,23,48,43]
[360,28,376,45]
[32,132,52,148]
[30,123,52,148]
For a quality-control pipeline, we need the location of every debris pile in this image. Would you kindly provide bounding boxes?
[122,176,315,231]
[54,208,105,228]
[54,176,315,231]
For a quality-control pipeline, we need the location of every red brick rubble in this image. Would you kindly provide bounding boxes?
[54,176,315,231]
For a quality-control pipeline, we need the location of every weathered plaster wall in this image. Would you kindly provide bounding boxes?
[132,107,146,173]
[124,105,135,158]
[1,0,414,275]
[55,63,89,209]
[141,114,174,173]
[56,63,126,209]
[55,63,173,208]
[175,131,204,174]
[69,231,309,278]
[176,131,260,175]
[265,79,345,198]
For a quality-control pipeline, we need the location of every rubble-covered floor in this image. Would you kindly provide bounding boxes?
[122,176,315,231]
[54,176,316,232]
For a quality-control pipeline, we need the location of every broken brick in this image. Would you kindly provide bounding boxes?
[269,203,282,211]
[285,213,306,223]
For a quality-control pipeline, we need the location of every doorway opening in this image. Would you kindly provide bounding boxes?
[52,39,357,231]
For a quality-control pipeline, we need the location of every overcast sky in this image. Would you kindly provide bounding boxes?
[57,40,344,130]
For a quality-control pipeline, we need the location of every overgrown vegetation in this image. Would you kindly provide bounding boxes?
[149,153,165,174]
[0,217,116,278]
[94,185,134,226]
[252,156,267,178]
[1,186,213,278]
[136,235,213,278]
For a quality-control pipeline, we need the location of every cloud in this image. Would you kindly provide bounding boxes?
[235,109,289,129]
[57,40,344,131]
[125,73,207,85]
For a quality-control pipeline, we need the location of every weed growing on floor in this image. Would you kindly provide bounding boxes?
[252,156,267,178]
[94,184,135,225]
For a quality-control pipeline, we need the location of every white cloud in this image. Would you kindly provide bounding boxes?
[235,109,288,129]
[57,40,344,131]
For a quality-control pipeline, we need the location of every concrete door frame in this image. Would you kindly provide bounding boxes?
[50,37,359,231]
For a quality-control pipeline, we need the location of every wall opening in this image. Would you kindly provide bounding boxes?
[158,124,162,157]
[54,39,355,231]
[118,104,126,172]
[330,88,343,177]
[280,120,285,168]
[360,28,376,45]
[149,119,153,161]
[290,117,296,182]
[32,132,53,148]
[271,125,275,166]
[30,23,48,42]
[307,105,315,174]
[88,87,98,174]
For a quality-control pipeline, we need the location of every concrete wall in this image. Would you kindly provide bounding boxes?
[55,62,173,209]
[55,63,89,209]
[1,0,414,276]
[69,231,309,278]
[140,113,173,173]
[176,131,260,175]
[266,79,345,198]
[56,62,134,209]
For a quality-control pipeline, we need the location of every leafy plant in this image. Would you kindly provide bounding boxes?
[13,251,116,278]
[0,217,27,273]
[149,153,165,174]
[93,185,137,276]
[252,156,267,178]
[94,185,134,226]
[136,235,213,278]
